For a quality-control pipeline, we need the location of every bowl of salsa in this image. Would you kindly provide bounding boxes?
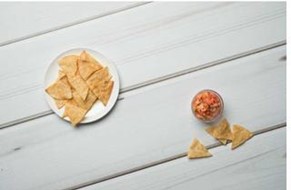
[191,89,224,123]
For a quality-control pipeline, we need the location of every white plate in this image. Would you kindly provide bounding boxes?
[44,48,120,124]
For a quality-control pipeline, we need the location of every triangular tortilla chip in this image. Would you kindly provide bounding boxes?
[80,50,103,66]
[86,67,111,91]
[78,59,102,80]
[231,125,253,149]
[59,55,78,76]
[62,99,77,118]
[59,75,70,87]
[71,89,84,107]
[57,70,66,80]
[91,79,113,99]
[219,139,228,145]
[99,81,114,106]
[46,80,72,100]
[188,139,212,159]
[206,118,233,141]
[80,51,89,62]
[67,72,89,100]
[83,90,97,110]
[91,80,108,100]
[63,102,87,126]
[54,99,67,109]
[72,89,97,111]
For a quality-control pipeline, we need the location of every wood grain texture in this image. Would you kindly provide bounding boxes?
[0,2,286,127]
[0,2,144,45]
[0,46,286,190]
[84,127,286,190]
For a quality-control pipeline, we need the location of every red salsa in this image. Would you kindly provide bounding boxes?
[192,90,223,122]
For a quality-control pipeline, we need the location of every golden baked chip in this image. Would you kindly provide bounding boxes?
[59,55,78,76]
[63,103,87,126]
[86,67,111,91]
[57,70,66,80]
[55,99,67,109]
[219,139,228,145]
[46,80,72,100]
[91,79,110,98]
[99,81,114,106]
[72,89,97,111]
[231,125,253,149]
[80,51,88,61]
[188,139,212,159]
[206,118,233,141]
[80,50,103,66]
[71,89,84,108]
[78,59,102,80]
[62,99,77,118]
[59,75,70,87]
[83,90,98,110]
[67,72,89,100]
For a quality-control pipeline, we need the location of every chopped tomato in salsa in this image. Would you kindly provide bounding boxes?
[192,90,222,121]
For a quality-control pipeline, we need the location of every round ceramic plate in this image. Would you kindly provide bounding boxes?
[44,48,120,124]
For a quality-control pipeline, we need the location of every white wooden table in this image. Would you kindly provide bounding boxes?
[0,2,286,190]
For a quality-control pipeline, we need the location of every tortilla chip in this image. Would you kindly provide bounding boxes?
[83,90,98,110]
[219,139,228,145]
[62,99,77,118]
[67,72,89,100]
[80,51,88,61]
[63,103,87,126]
[71,90,84,107]
[46,80,72,100]
[86,67,111,91]
[78,59,102,80]
[90,80,110,98]
[72,89,97,111]
[59,75,70,86]
[57,70,66,80]
[59,55,78,76]
[80,51,103,66]
[188,139,212,159]
[231,125,253,150]
[99,81,114,106]
[55,99,67,109]
[206,118,233,141]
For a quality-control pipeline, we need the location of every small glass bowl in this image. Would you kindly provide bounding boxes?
[191,89,224,123]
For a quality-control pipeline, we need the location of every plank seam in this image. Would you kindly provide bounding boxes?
[120,40,286,93]
[117,8,285,65]
[69,122,286,190]
[0,2,152,47]
[0,41,285,130]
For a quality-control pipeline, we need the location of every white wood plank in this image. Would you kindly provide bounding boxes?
[0,2,143,45]
[0,2,286,127]
[0,46,286,190]
[85,127,286,190]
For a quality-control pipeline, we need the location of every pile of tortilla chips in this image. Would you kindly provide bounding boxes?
[205,118,253,149]
[46,51,114,126]
[187,118,253,159]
